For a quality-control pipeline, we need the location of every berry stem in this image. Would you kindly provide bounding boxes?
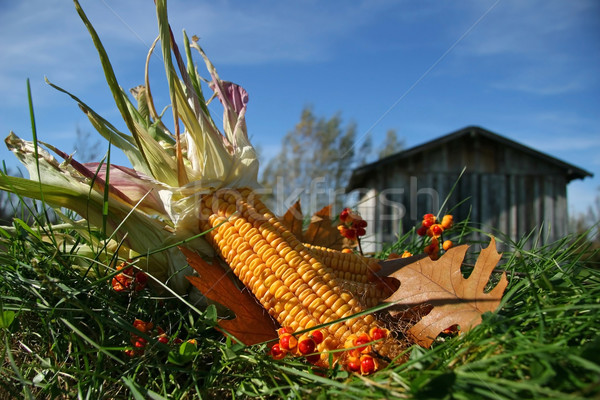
[357,237,364,256]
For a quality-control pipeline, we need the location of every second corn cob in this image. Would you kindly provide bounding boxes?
[303,244,398,308]
[302,243,382,283]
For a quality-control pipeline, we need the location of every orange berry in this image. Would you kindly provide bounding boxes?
[339,208,351,223]
[442,324,460,335]
[424,239,439,255]
[338,225,358,240]
[346,357,361,372]
[310,330,324,344]
[270,343,286,360]
[429,224,444,237]
[157,335,169,344]
[443,240,453,251]
[360,355,377,375]
[133,271,148,291]
[111,279,127,292]
[417,226,428,236]
[441,215,454,230]
[277,327,293,336]
[297,338,316,355]
[353,333,372,354]
[133,319,151,333]
[422,213,436,228]
[369,327,389,341]
[279,333,298,351]
[355,219,367,229]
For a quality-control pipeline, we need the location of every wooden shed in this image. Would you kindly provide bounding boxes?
[346,126,593,252]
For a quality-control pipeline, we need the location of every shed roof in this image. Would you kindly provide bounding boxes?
[347,126,593,191]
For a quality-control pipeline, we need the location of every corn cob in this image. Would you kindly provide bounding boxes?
[301,244,397,308]
[302,244,381,283]
[337,279,398,309]
[198,188,403,363]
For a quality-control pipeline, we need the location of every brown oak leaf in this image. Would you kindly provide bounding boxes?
[384,237,508,348]
[281,200,304,241]
[181,247,279,345]
[303,205,345,250]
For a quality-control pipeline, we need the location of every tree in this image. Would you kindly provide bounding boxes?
[73,125,102,163]
[378,129,404,159]
[355,133,373,167]
[570,187,600,266]
[0,167,38,225]
[260,106,357,215]
[0,185,12,225]
[260,107,405,216]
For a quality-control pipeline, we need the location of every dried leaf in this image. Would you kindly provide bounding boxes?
[303,205,345,250]
[376,253,428,277]
[281,200,304,241]
[181,247,278,345]
[384,237,508,348]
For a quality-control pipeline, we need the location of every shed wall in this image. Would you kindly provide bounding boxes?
[355,136,569,251]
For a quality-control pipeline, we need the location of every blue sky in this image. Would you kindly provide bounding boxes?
[1,0,598,216]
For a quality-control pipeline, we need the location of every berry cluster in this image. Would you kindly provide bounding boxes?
[343,327,389,375]
[124,318,183,357]
[338,208,368,240]
[112,260,148,292]
[416,214,454,260]
[269,327,325,365]
[269,326,389,375]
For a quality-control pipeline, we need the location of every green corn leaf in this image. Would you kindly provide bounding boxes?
[183,31,209,116]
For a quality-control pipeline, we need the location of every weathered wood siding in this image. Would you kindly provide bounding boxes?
[356,133,569,251]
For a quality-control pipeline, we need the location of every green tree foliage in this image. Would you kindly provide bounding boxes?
[260,106,399,215]
[0,167,24,224]
[378,129,404,159]
[356,133,373,167]
[570,187,600,266]
[260,107,356,214]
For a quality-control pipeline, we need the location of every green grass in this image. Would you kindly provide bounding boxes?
[1,214,599,399]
